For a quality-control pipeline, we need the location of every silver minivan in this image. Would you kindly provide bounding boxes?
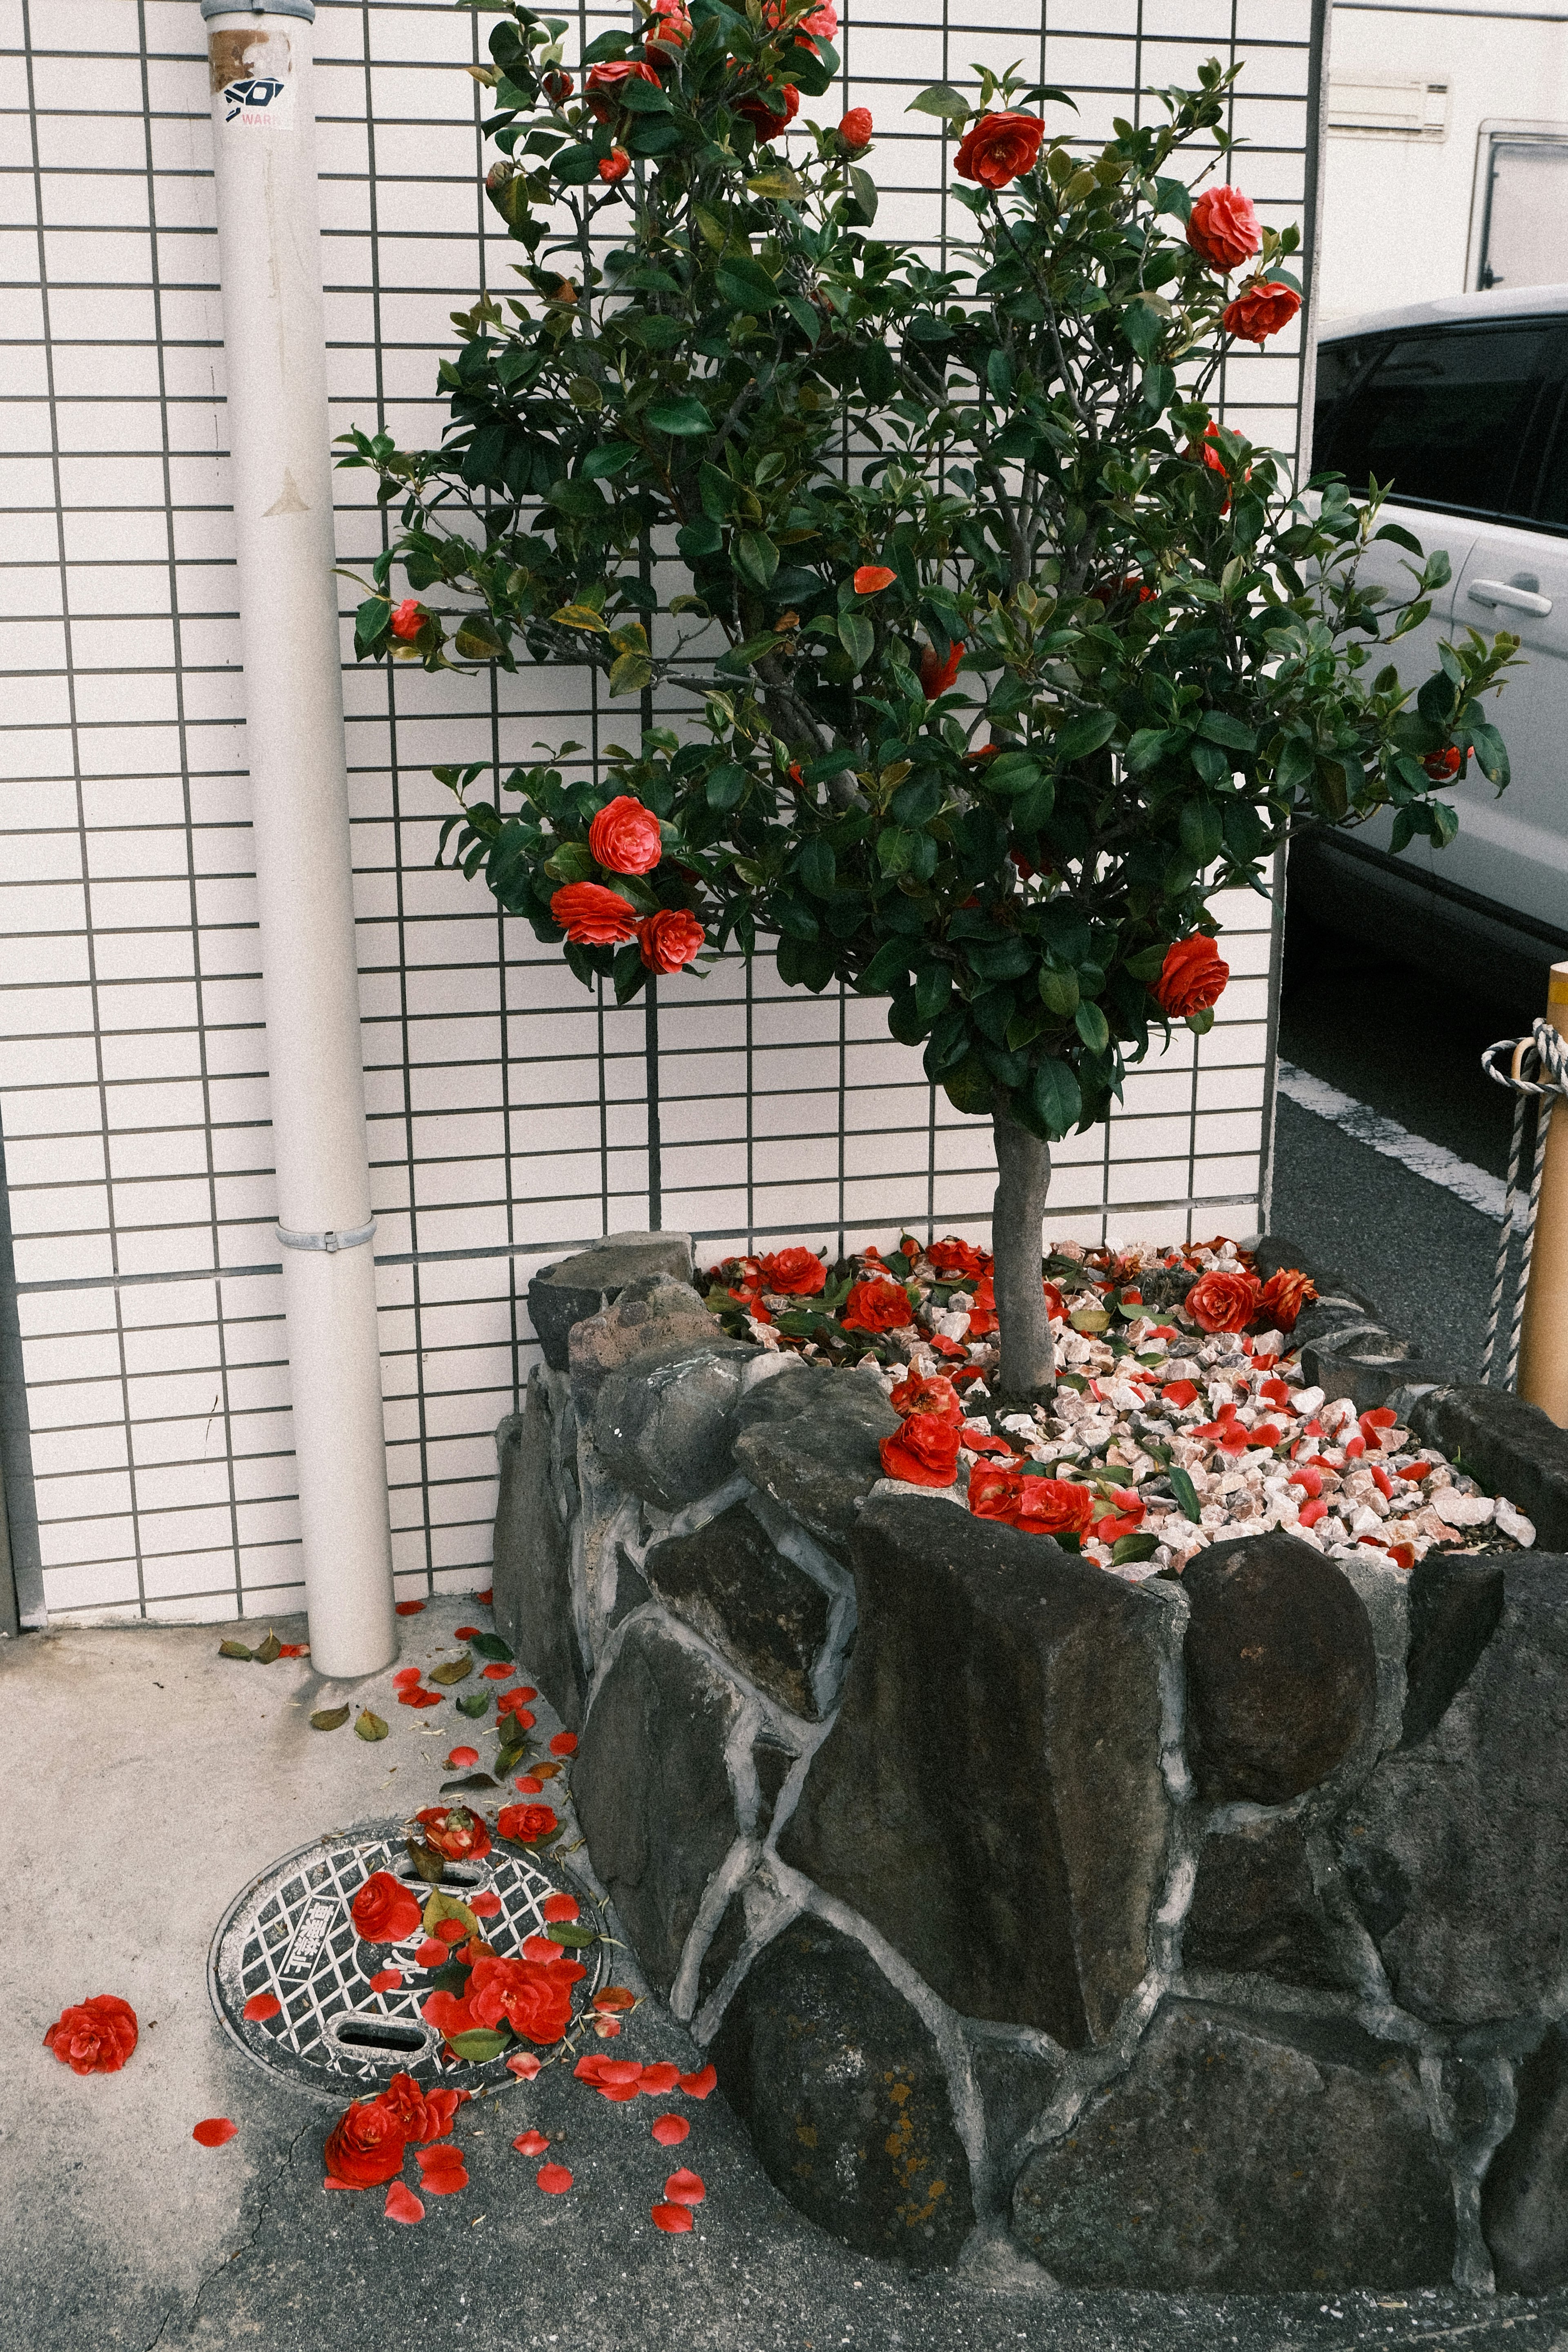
[1294,286,1568,1002]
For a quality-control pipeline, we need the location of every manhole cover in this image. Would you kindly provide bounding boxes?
[207,1824,602,2101]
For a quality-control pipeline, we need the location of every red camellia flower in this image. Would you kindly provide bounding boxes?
[1091,1486,1147,1544]
[1186,1267,1264,1334]
[416,1806,491,1863]
[585,58,662,118]
[1258,1267,1316,1331]
[46,1996,138,2078]
[927,1235,989,1280]
[644,0,693,54]
[1423,744,1462,781]
[838,105,873,149]
[735,81,800,138]
[468,1951,586,2045]
[542,69,573,103]
[588,794,663,875]
[965,1272,999,1336]
[1152,935,1229,1019]
[852,564,896,594]
[389,599,425,642]
[497,1802,559,1845]
[599,149,632,185]
[879,1411,961,1488]
[759,1246,825,1295]
[840,1276,912,1333]
[969,1468,1095,1538]
[638,908,705,973]
[919,639,964,697]
[350,1870,424,1945]
[954,111,1045,190]
[324,2098,408,2189]
[1185,184,1261,272]
[550,881,638,945]
[762,0,837,31]
[889,1370,964,1423]
[377,2071,465,2147]
[1222,280,1301,345]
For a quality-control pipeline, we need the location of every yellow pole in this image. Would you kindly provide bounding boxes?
[1517,961,1568,1427]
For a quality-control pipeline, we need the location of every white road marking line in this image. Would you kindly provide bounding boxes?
[1276,1062,1506,1221]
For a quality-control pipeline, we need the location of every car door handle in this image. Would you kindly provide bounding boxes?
[1467,578,1553,616]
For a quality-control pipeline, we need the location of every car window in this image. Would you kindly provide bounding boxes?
[1312,334,1386,469]
[1529,383,1568,525]
[1316,321,1560,519]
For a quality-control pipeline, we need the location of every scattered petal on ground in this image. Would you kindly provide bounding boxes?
[475,1588,493,1604]
[506,2051,542,2080]
[537,2163,573,2194]
[394,1600,425,1616]
[513,2129,550,2156]
[521,1933,561,1962]
[549,1732,578,1756]
[639,2062,681,2095]
[652,2201,693,2233]
[664,2167,705,2205]
[242,1992,281,2022]
[481,1662,514,1681]
[541,1892,579,1923]
[192,2118,238,2148]
[384,2180,424,2224]
[278,1642,309,1657]
[445,1746,479,1768]
[368,1969,402,1993]
[416,2145,468,2195]
[679,2064,718,2098]
[455,1625,481,1640]
[514,1775,543,1793]
[651,2114,689,2147]
[414,1938,447,1967]
[468,1892,501,1918]
[393,1667,423,1688]
[433,1919,468,1946]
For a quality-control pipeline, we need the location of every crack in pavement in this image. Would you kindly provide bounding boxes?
[152,2112,318,2350]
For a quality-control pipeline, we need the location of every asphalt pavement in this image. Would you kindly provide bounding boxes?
[1270,922,1541,1379]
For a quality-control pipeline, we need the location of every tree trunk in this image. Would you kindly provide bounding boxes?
[991,1102,1055,1399]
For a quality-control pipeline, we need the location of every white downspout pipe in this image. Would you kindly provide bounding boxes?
[201,0,396,1677]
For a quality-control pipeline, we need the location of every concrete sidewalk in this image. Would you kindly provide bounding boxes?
[4,1596,1562,2352]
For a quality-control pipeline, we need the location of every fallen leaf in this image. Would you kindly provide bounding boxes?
[430,1656,473,1687]
[664,2167,705,2205]
[385,2180,424,2224]
[395,1600,426,1617]
[449,2028,510,2062]
[252,1630,282,1665]
[679,2063,718,2099]
[537,2163,573,2195]
[439,1773,498,1795]
[652,2201,693,2233]
[310,1705,352,1732]
[192,2118,238,2148]
[421,1889,479,1941]
[355,1709,390,1743]
[468,1632,514,1664]
[546,1923,595,1948]
[651,2113,689,2146]
[512,2129,550,2156]
[218,1639,253,1661]
[456,1693,490,1719]
[242,1992,282,2023]
[532,1760,561,1781]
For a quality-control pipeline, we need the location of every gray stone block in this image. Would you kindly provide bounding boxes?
[1410,1384,1568,1550]
[573,1615,743,1997]
[567,1272,719,1417]
[731,1371,900,1556]
[710,1915,976,2270]
[1399,1550,1505,1749]
[527,1229,694,1370]
[1182,1532,1379,1804]
[1337,1556,1568,2026]
[1012,2000,1455,2290]
[1182,1818,1362,1991]
[592,1336,757,1511]
[491,1372,587,1731]
[643,1499,834,1719]
[1301,1331,1430,1415]
[1483,2022,1568,2292]
[777,1493,1172,2049]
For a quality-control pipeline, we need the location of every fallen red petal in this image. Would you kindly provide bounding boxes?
[445,1746,479,1769]
[595,1986,637,2013]
[455,1626,481,1640]
[541,1892,579,1923]
[392,1667,423,1688]
[398,1687,443,1709]
[549,1732,578,1756]
[639,2062,681,2094]
[513,1685,538,1701]
[278,1642,309,1657]
[537,2163,573,2194]
[514,1775,544,1794]
[679,2063,718,2098]
[481,1662,514,1681]
[506,2050,542,2080]
[664,2167,706,2205]
[468,1891,501,1918]
[651,2114,689,2147]
[242,1992,281,2022]
[513,2129,550,2156]
[192,2118,238,2148]
[394,1600,426,1616]
[434,1918,468,1946]
[415,1938,448,1967]
[475,1587,493,1604]
[652,2201,694,2233]
[416,2148,469,2194]
[384,2180,424,2224]
[521,1933,561,1963]
[368,1969,402,1993]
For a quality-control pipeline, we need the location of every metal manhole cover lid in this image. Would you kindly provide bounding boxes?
[207,1822,604,2102]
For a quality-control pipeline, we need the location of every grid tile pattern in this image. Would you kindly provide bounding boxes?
[0,0,1317,1623]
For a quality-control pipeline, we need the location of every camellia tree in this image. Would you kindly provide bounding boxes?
[339,0,1516,1399]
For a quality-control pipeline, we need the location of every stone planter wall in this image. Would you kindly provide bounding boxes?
[494,1231,1568,2293]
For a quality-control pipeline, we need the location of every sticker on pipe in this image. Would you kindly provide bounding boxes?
[210,28,293,125]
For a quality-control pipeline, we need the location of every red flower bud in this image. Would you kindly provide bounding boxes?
[838,106,873,149]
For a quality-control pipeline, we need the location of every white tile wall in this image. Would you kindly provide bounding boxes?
[0,0,1317,1624]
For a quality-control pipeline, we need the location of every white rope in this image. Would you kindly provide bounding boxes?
[1479,1019,1568,1387]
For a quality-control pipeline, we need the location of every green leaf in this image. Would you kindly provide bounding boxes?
[422,1888,478,1936]
[581,441,639,479]
[734,531,779,588]
[1039,965,1079,1018]
[645,396,714,437]
[1111,1532,1160,1566]
[551,604,609,633]
[983,752,1043,798]
[1153,174,1192,223]
[1197,710,1256,752]
[1168,1464,1203,1524]
[780,292,821,346]
[1179,800,1224,866]
[706,762,750,811]
[1122,299,1163,363]
[907,83,970,119]
[609,649,653,697]
[748,167,806,198]
[715,256,782,312]
[799,837,836,897]
[448,2028,512,2061]
[552,143,600,185]
[617,73,671,111]
[429,1655,473,1686]
[715,631,781,673]
[1031,1057,1082,1139]
[354,1708,389,1742]
[1468,719,1509,786]
[456,1693,490,1719]
[849,165,878,223]
[310,1704,351,1731]
[914,962,951,1022]
[253,1628,282,1665]
[1373,521,1425,555]
[1074,999,1109,1053]
[837,612,874,672]
[218,1638,254,1661]
[469,1632,515,1663]
[545,1922,597,1947]
[1055,709,1118,763]
[440,1772,500,1794]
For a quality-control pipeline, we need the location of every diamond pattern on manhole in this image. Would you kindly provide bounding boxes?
[207,1824,602,2101]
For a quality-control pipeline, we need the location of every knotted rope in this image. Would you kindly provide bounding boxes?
[1479,1018,1568,1386]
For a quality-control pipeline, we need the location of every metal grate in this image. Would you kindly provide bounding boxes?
[207,1824,602,2101]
